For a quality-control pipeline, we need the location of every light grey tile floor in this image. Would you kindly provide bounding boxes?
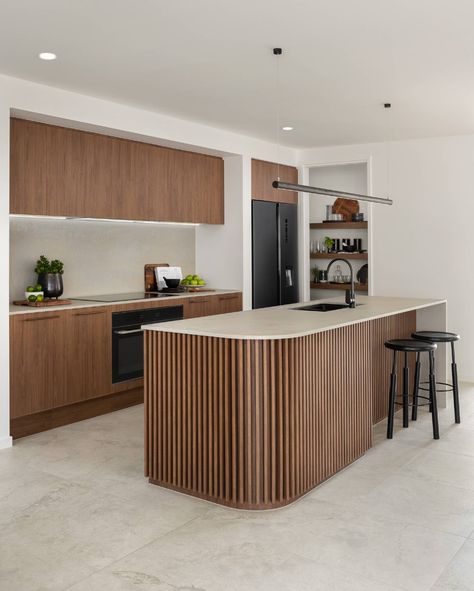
[1,385,474,591]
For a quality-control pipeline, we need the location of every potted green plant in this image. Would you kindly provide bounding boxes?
[35,255,64,299]
[324,236,335,253]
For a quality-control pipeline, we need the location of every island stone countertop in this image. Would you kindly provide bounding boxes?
[143,295,447,340]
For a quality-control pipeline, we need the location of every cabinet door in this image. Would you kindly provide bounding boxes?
[215,293,242,314]
[143,144,224,223]
[10,313,67,418]
[10,118,117,218]
[251,158,298,204]
[184,297,219,319]
[66,309,111,402]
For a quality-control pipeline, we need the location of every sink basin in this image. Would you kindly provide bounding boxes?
[294,303,352,312]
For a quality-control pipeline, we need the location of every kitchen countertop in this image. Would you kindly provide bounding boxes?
[143,295,446,340]
[9,289,241,315]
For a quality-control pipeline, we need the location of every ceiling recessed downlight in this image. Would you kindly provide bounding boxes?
[38,52,57,61]
[282,126,294,131]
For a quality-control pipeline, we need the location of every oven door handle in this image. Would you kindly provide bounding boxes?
[113,328,144,335]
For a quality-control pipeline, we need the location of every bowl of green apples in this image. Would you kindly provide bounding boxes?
[181,274,207,289]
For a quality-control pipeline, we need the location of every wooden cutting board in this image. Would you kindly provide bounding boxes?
[332,198,359,221]
[144,263,169,292]
[13,299,72,307]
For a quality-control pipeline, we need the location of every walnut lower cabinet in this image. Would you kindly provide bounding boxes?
[10,313,67,418]
[66,309,111,403]
[10,292,242,438]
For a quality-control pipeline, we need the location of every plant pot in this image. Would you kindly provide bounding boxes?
[37,273,64,299]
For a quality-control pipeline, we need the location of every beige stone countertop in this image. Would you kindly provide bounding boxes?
[143,295,446,340]
[9,289,242,315]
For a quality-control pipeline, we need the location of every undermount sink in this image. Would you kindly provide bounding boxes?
[294,302,353,312]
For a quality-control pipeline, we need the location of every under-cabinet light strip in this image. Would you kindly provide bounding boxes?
[9,214,200,226]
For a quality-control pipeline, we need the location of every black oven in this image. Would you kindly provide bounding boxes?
[112,305,183,384]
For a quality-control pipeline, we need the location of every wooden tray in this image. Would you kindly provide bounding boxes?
[13,299,73,307]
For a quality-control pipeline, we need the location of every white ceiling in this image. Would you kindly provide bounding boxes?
[2,0,474,148]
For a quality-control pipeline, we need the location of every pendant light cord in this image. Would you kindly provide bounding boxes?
[384,103,392,199]
[273,48,282,180]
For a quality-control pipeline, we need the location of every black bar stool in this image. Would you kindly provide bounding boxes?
[411,331,461,424]
[384,339,439,440]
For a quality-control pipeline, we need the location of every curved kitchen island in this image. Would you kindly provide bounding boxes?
[143,296,446,510]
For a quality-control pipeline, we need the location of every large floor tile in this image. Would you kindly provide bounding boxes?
[431,539,474,590]
[335,472,474,537]
[66,517,406,591]
[400,448,474,491]
[309,439,423,506]
[65,500,463,591]
[276,498,465,591]
[0,478,210,591]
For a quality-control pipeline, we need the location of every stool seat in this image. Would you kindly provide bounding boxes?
[412,331,460,343]
[413,330,461,424]
[385,339,437,353]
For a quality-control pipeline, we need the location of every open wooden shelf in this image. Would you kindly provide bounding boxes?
[310,252,368,260]
[310,222,368,230]
[310,282,368,292]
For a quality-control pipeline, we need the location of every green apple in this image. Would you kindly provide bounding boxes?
[26,286,35,292]
[36,294,44,302]
[34,284,42,291]
[27,294,37,302]
[198,279,205,285]
[191,280,198,285]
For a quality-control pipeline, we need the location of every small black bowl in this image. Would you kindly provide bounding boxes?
[163,277,181,288]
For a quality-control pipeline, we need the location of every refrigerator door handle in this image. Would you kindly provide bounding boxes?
[285,266,294,287]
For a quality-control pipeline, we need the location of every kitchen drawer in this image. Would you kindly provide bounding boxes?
[214,293,242,314]
[184,297,220,318]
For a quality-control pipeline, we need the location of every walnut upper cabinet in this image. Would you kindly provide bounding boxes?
[10,118,224,224]
[251,158,299,204]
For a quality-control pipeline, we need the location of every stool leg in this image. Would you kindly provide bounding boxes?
[403,352,409,428]
[412,352,421,421]
[429,351,440,440]
[387,351,398,439]
[451,342,461,424]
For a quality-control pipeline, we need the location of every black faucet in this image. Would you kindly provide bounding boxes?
[326,258,356,308]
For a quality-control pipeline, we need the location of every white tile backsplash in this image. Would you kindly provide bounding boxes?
[9,218,195,299]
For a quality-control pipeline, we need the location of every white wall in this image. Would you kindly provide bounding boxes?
[299,136,474,381]
[0,73,298,446]
[195,156,244,291]
[0,101,11,449]
[10,218,196,299]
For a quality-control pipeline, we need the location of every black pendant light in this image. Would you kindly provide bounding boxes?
[271,48,393,206]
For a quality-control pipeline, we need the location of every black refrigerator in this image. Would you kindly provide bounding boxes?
[252,200,299,309]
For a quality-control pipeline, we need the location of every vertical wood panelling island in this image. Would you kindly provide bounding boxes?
[143,296,446,510]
